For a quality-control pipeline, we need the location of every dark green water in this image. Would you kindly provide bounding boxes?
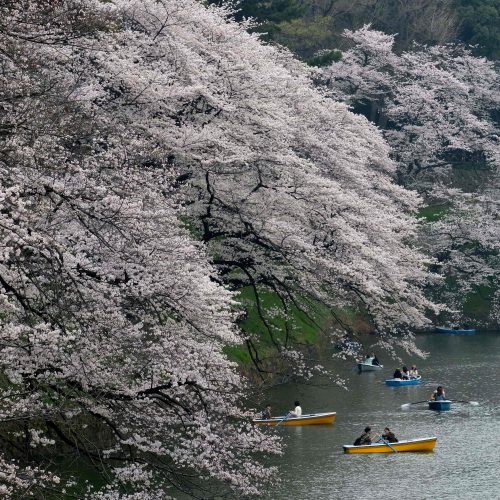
[262,331,500,500]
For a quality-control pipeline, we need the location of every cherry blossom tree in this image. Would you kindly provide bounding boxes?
[0,1,278,497]
[1,2,441,497]
[321,26,499,185]
[153,13,438,351]
[320,26,500,325]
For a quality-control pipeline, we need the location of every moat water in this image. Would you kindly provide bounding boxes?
[262,331,500,500]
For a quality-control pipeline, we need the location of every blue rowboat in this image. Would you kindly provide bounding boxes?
[435,327,476,334]
[428,400,451,411]
[385,376,422,386]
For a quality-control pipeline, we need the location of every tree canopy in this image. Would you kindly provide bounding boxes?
[208,0,308,40]
[455,0,500,59]
[320,26,500,326]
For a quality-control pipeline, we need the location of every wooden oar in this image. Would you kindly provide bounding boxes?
[450,400,479,406]
[376,437,398,453]
[275,412,292,427]
[384,440,398,453]
[401,400,428,409]
[402,399,479,410]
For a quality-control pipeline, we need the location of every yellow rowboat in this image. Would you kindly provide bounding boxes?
[343,437,437,454]
[253,412,336,426]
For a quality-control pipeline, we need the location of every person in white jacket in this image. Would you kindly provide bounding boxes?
[290,401,302,417]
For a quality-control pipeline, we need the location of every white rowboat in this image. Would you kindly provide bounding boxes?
[357,362,383,372]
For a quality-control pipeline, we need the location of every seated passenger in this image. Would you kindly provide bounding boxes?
[431,386,446,401]
[289,400,302,417]
[409,365,419,378]
[371,354,380,366]
[354,426,375,446]
[393,368,403,379]
[381,427,398,443]
[401,366,410,380]
[261,404,272,420]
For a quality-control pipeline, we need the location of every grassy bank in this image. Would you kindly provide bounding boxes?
[225,285,373,371]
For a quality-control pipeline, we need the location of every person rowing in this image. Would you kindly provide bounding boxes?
[431,386,446,401]
[380,427,398,443]
[289,400,302,417]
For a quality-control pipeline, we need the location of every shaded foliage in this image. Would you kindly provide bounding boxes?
[455,0,500,59]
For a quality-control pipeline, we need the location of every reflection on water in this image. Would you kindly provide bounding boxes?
[263,332,500,499]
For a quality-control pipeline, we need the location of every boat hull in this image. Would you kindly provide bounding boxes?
[385,376,422,386]
[428,400,451,411]
[435,327,476,334]
[253,412,336,426]
[344,437,437,454]
[357,363,383,372]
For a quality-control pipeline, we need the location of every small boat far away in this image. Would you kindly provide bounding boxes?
[435,326,476,334]
[385,375,422,386]
[428,400,451,411]
[357,361,383,372]
[343,437,437,454]
[253,412,336,426]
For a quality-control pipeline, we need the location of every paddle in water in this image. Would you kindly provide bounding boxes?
[401,400,428,410]
[275,412,292,427]
[376,436,398,453]
[401,399,479,409]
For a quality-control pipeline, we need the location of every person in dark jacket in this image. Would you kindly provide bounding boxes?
[371,353,380,366]
[393,368,403,379]
[261,404,272,420]
[381,427,398,443]
[354,426,375,446]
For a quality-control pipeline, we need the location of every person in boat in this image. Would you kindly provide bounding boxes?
[354,426,376,446]
[409,365,419,378]
[261,404,272,420]
[393,368,403,379]
[289,401,302,417]
[401,366,410,380]
[364,354,373,363]
[431,386,446,401]
[371,353,380,366]
[381,427,398,443]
